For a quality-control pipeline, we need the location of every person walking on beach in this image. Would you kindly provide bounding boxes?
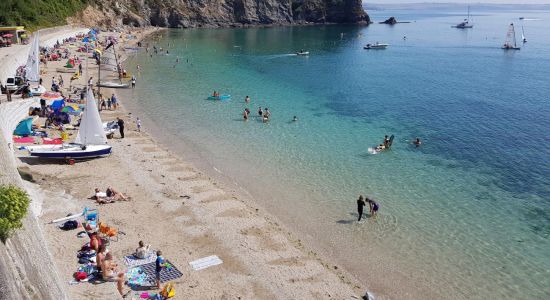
[357,195,367,221]
[58,75,64,88]
[131,75,136,88]
[78,64,83,76]
[111,94,118,110]
[117,117,125,138]
[136,117,141,132]
[107,96,112,110]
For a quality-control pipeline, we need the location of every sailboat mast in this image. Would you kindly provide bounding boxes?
[512,24,517,48]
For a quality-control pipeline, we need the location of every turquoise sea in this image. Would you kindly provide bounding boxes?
[122,8,550,299]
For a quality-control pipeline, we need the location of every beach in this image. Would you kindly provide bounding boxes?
[1,26,367,299]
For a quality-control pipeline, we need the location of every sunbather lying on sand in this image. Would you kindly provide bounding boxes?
[93,187,130,204]
[106,186,129,201]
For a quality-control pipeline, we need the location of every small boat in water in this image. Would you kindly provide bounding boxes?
[364,43,389,50]
[98,81,130,88]
[207,94,231,101]
[502,23,521,50]
[521,24,527,43]
[453,6,474,28]
[296,50,309,56]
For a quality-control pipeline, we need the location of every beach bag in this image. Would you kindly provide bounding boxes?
[75,271,87,281]
[60,220,78,230]
[160,282,175,298]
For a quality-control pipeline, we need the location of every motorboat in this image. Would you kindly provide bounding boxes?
[364,43,389,49]
[296,51,309,56]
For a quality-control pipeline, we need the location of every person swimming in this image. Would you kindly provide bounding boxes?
[292,116,298,122]
[258,106,263,117]
[383,135,390,147]
[413,137,422,147]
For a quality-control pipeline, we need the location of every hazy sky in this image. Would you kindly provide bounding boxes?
[365,1,550,4]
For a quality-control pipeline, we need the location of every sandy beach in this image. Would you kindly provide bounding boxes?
[1,26,368,299]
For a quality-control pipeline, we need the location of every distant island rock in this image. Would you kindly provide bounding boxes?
[379,17,397,25]
[69,0,370,28]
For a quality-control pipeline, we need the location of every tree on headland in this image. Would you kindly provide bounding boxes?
[0,185,30,242]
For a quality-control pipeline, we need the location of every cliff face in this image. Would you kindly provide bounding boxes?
[71,0,369,28]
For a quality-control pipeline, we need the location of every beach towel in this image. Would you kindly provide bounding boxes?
[133,260,183,286]
[13,137,35,143]
[124,250,156,268]
[43,138,63,144]
[126,266,149,286]
[189,255,223,271]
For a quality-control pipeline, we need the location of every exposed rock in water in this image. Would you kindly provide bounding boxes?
[70,0,370,28]
[380,16,397,25]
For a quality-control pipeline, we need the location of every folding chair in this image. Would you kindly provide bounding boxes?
[98,222,120,242]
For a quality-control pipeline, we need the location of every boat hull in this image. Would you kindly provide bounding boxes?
[27,144,112,159]
[296,52,309,56]
[98,82,130,88]
[31,86,46,96]
[364,44,389,50]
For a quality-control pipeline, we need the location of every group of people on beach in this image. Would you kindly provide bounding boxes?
[356,195,379,222]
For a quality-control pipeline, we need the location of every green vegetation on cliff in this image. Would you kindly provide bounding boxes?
[0,0,87,30]
[0,185,30,242]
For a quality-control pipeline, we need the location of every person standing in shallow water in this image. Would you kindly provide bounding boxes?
[357,195,367,221]
[117,117,125,138]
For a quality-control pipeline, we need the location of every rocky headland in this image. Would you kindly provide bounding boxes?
[69,0,369,28]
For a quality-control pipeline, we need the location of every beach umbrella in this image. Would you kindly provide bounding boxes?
[41,91,63,101]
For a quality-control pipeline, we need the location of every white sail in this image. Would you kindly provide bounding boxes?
[100,42,118,72]
[504,23,518,48]
[75,89,108,145]
[25,32,40,82]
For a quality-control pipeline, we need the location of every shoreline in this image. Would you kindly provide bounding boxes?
[2,26,370,299]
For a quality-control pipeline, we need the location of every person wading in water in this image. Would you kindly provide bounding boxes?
[357,195,367,221]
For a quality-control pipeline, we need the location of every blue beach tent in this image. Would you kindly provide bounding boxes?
[14,117,33,136]
[51,100,65,110]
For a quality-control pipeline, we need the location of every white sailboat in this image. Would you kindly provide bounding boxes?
[453,6,473,28]
[502,23,521,50]
[27,89,112,159]
[25,32,40,82]
[521,24,527,43]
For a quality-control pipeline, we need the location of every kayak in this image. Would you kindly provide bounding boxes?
[207,95,231,101]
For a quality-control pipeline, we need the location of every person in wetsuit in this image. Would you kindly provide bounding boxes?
[357,195,367,221]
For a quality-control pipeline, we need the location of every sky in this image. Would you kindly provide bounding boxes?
[364,1,550,4]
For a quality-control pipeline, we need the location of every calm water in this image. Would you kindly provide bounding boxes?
[122,9,550,299]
